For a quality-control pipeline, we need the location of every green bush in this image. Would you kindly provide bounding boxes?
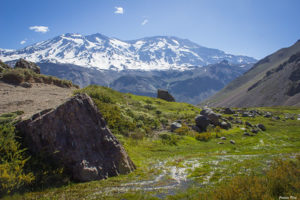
[159,133,180,145]
[0,125,34,195]
[195,132,212,142]
[174,124,190,135]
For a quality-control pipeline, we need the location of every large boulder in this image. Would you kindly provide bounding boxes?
[15,58,40,74]
[157,89,175,102]
[195,114,210,132]
[16,93,135,182]
[200,107,221,126]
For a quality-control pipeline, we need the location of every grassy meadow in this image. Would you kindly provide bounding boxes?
[1,85,299,199]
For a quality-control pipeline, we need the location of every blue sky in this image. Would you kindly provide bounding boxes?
[1,0,299,59]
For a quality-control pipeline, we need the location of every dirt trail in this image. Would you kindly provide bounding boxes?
[0,81,75,119]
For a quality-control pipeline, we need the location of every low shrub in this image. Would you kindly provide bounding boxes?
[159,133,180,145]
[0,125,34,195]
[195,132,212,142]
[174,124,190,135]
[200,156,300,200]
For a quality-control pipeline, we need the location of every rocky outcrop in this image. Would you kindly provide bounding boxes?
[15,58,40,74]
[157,89,175,102]
[16,93,135,182]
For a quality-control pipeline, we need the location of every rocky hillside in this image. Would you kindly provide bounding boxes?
[202,40,300,107]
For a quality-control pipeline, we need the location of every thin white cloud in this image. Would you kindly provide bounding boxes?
[20,40,26,45]
[29,26,49,33]
[114,7,124,14]
[141,19,148,26]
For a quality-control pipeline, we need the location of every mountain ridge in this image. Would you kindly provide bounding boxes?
[0,33,256,71]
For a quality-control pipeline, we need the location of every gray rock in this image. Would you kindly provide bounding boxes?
[245,121,252,127]
[218,142,224,144]
[171,122,182,132]
[200,107,221,126]
[228,116,234,121]
[224,108,235,114]
[243,132,251,136]
[195,114,210,132]
[272,116,280,120]
[242,112,250,117]
[257,124,266,131]
[230,140,235,144]
[251,129,259,134]
[15,58,40,74]
[264,112,272,118]
[192,125,201,133]
[20,82,32,88]
[16,93,135,182]
[220,137,226,140]
[220,121,231,130]
[157,89,175,102]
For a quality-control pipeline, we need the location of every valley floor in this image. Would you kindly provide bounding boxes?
[9,107,300,200]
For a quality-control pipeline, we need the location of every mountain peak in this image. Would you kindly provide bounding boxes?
[0,33,256,71]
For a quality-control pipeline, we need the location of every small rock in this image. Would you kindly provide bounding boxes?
[272,116,280,120]
[224,108,235,114]
[170,122,182,132]
[242,112,250,117]
[245,121,252,127]
[228,116,234,121]
[257,124,266,131]
[230,140,235,144]
[218,142,224,144]
[220,121,231,130]
[220,137,226,140]
[251,129,259,134]
[243,132,251,136]
[20,82,32,88]
[264,112,272,118]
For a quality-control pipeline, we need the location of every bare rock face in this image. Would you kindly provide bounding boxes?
[16,93,135,182]
[157,89,175,102]
[15,58,40,74]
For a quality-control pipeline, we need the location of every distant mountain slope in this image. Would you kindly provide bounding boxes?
[202,40,300,107]
[0,33,256,71]
[34,61,252,104]
[110,61,252,104]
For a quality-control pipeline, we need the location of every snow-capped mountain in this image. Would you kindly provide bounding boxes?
[0,33,256,71]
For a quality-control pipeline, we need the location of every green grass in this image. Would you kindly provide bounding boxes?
[2,85,300,199]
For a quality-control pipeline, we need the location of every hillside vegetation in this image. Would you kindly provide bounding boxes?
[0,68,78,89]
[1,85,299,199]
